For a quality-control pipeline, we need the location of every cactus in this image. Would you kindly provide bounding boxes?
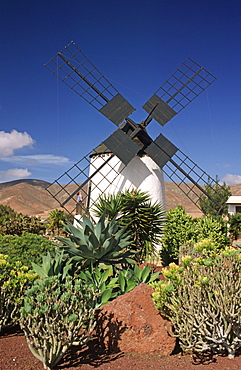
[151,244,241,359]
[20,275,97,370]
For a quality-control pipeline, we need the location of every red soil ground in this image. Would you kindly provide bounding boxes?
[1,326,241,370]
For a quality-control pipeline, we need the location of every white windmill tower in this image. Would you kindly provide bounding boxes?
[88,122,166,213]
[45,42,223,220]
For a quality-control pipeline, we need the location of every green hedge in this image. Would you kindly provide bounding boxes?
[0,233,55,267]
[161,206,229,265]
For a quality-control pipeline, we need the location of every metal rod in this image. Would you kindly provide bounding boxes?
[141,102,159,128]
[86,180,92,212]
[166,67,203,103]
[58,53,109,103]
[168,156,220,208]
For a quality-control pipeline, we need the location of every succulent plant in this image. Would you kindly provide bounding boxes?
[0,254,37,331]
[78,264,119,307]
[151,245,241,359]
[58,213,135,269]
[31,250,73,282]
[78,263,160,307]
[20,275,97,370]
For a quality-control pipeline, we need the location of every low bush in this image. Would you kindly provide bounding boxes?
[0,254,37,331]
[151,241,241,359]
[160,206,193,265]
[0,214,46,236]
[161,206,229,265]
[192,216,229,247]
[0,233,55,267]
[228,213,241,241]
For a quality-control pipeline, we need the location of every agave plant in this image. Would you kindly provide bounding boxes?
[117,264,160,295]
[31,251,73,283]
[58,213,135,269]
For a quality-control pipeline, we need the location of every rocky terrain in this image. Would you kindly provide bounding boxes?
[0,178,240,219]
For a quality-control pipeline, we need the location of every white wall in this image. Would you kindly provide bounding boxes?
[88,153,165,219]
[228,204,238,216]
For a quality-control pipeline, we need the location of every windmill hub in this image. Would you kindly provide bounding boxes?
[90,120,152,160]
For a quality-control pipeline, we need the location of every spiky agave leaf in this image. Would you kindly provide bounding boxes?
[58,214,135,269]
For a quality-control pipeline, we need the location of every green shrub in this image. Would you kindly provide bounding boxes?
[0,254,37,331]
[160,206,194,265]
[161,206,229,265]
[20,275,97,370]
[0,204,17,220]
[0,214,46,236]
[151,243,241,359]
[192,216,229,247]
[0,233,55,267]
[198,177,231,217]
[228,213,241,241]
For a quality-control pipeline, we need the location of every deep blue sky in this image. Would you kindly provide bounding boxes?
[0,0,241,185]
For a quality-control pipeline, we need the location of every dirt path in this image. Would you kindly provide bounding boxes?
[1,327,241,370]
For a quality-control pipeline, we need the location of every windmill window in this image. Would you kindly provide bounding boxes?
[236,206,241,214]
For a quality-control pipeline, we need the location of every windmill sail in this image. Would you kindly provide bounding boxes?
[145,134,223,214]
[44,41,135,126]
[142,58,217,126]
[45,42,221,217]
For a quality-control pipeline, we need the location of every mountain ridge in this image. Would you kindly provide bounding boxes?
[0,179,240,219]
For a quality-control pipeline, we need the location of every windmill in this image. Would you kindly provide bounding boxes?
[45,41,222,220]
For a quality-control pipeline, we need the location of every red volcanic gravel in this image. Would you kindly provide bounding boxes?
[1,326,241,370]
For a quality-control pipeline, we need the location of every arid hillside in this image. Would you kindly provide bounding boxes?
[0,179,240,219]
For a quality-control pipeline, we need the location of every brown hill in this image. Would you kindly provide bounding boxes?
[0,179,240,219]
[0,180,57,218]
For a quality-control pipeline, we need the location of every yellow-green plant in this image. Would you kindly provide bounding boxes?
[151,243,241,359]
[0,254,37,331]
[20,275,97,370]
